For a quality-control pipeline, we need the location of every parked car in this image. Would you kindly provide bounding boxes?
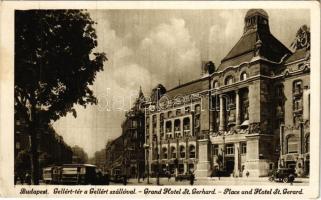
[269,168,296,183]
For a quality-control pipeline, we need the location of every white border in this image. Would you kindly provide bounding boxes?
[0,1,319,199]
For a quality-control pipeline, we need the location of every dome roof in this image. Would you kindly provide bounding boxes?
[245,9,268,19]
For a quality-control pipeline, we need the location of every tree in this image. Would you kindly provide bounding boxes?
[15,10,107,184]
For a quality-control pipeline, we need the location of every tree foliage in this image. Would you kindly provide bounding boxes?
[15,10,107,123]
[14,10,107,184]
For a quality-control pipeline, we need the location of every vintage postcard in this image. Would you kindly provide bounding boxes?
[0,1,320,199]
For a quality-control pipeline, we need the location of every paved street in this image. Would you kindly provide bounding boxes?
[112,177,309,186]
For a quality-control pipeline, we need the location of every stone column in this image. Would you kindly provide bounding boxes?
[219,95,225,131]
[235,90,241,126]
[180,118,183,137]
[171,119,174,138]
[303,87,310,121]
[234,143,240,177]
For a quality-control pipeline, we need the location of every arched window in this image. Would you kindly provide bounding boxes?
[293,80,303,94]
[225,75,234,85]
[166,121,172,133]
[287,135,298,154]
[180,146,185,158]
[174,119,181,133]
[195,104,201,114]
[183,118,190,131]
[189,145,196,158]
[240,72,247,81]
[162,147,168,159]
[171,146,176,159]
[305,134,310,153]
[213,81,219,89]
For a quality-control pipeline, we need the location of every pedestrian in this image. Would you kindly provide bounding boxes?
[138,173,140,183]
[190,171,195,185]
[289,174,295,185]
[123,175,127,185]
[25,172,31,185]
[218,170,221,180]
[104,173,110,185]
[167,171,171,182]
[142,172,145,182]
[246,171,249,178]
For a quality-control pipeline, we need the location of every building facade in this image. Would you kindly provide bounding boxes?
[144,9,310,178]
[105,88,146,178]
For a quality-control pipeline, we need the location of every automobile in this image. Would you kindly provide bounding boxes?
[268,168,296,183]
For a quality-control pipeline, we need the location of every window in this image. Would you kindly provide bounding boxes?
[166,121,172,133]
[132,120,137,128]
[152,115,157,124]
[183,118,190,132]
[176,109,181,116]
[225,76,234,85]
[185,106,191,113]
[174,119,181,131]
[168,111,173,118]
[189,145,196,158]
[180,146,185,158]
[293,98,302,111]
[276,85,284,97]
[160,113,164,121]
[213,81,219,89]
[171,146,176,159]
[213,144,219,156]
[240,72,247,81]
[241,142,247,154]
[293,80,303,94]
[287,135,298,154]
[195,118,200,128]
[225,144,234,155]
[15,142,20,150]
[162,147,168,159]
[195,104,201,114]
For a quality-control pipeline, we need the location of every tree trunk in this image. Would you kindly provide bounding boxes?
[30,119,40,185]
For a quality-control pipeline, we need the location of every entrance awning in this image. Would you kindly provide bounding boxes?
[240,120,249,127]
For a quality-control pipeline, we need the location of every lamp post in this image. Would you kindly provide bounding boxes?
[155,135,160,185]
[143,143,150,184]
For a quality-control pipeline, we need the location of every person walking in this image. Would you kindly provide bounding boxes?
[167,171,171,182]
[190,171,195,185]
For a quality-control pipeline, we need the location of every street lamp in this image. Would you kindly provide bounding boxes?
[143,143,150,184]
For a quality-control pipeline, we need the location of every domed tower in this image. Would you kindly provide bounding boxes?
[218,9,291,72]
[244,9,270,34]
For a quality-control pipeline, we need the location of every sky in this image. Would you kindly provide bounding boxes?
[52,9,309,158]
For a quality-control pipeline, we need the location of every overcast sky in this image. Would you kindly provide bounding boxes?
[53,9,309,157]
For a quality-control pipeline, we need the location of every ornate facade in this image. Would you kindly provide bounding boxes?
[145,9,310,177]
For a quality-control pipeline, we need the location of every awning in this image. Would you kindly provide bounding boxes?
[240,120,249,127]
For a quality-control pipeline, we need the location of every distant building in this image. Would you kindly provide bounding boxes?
[93,149,107,171]
[105,88,146,178]
[144,9,310,177]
